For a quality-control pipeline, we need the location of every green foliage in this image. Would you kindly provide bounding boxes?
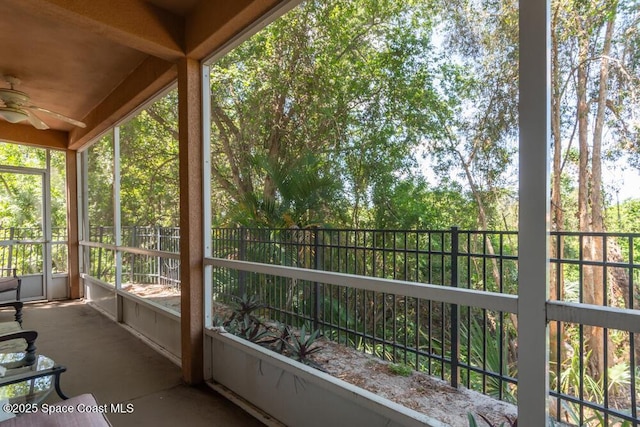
[369,177,479,229]
[218,294,324,368]
[0,173,42,229]
[226,317,271,343]
[220,293,270,344]
[84,90,180,234]
[0,142,46,169]
[0,143,69,274]
[468,413,481,427]
[208,0,454,228]
[72,0,637,234]
[119,90,179,227]
[49,150,68,231]
[284,325,323,367]
[266,322,293,355]
[388,363,413,377]
[225,293,265,328]
[550,0,640,237]
[87,134,115,235]
[227,151,341,228]
[606,199,640,233]
[0,143,58,231]
[355,339,396,362]
[460,314,517,403]
[322,295,357,337]
[425,0,519,231]
[550,337,636,423]
[467,413,517,427]
[589,411,635,427]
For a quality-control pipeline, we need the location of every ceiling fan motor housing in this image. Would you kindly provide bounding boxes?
[0,75,85,129]
[0,88,30,108]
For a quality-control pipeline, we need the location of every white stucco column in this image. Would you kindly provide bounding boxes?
[518,0,551,424]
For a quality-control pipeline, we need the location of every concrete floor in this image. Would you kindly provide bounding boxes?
[15,300,265,427]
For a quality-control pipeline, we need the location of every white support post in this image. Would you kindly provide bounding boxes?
[202,63,213,381]
[518,0,551,425]
[79,150,89,281]
[44,153,52,300]
[202,63,213,331]
[113,127,123,322]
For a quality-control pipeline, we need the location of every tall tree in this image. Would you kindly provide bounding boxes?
[208,0,443,228]
[428,0,519,233]
[550,0,639,379]
[87,134,115,239]
[119,90,180,227]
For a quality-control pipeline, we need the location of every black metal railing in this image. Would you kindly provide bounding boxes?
[0,226,68,275]
[87,226,180,288]
[211,226,640,426]
[549,231,640,426]
[79,224,640,425]
[211,227,518,397]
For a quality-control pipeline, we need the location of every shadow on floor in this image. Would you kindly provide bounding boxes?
[18,300,264,427]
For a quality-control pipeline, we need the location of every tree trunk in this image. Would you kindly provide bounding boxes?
[577,10,616,380]
[575,16,605,380]
[550,6,565,365]
[589,14,616,381]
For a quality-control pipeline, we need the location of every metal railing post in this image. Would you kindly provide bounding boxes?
[313,227,321,330]
[8,227,14,271]
[97,226,104,280]
[131,226,137,284]
[450,226,460,389]
[238,227,246,296]
[156,226,161,285]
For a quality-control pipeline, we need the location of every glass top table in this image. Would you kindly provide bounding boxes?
[0,352,68,420]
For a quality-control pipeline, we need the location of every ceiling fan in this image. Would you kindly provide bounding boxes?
[0,75,86,130]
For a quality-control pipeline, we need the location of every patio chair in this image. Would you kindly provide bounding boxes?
[0,329,37,366]
[0,302,23,327]
[0,291,36,364]
[0,269,21,326]
[0,268,20,302]
[0,300,27,354]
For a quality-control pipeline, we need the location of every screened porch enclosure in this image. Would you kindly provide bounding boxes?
[0,147,70,301]
[0,0,636,426]
[81,224,640,424]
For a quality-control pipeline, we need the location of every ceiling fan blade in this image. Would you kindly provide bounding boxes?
[27,105,86,128]
[25,110,49,130]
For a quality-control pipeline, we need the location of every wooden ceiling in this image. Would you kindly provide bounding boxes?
[0,0,287,150]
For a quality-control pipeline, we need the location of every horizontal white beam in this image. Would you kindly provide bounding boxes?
[79,240,179,260]
[117,245,180,260]
[115,288,180,320]
[206,258,518,314]
[80,273,114,290]
[80,240,117,251]
[547,301,640,333]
